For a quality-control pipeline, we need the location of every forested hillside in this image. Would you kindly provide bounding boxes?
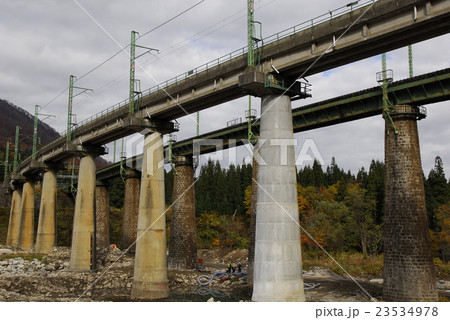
[0,99,60,182]
[0,98,109,183]
[158,157,449,260]
[0,99,60,146]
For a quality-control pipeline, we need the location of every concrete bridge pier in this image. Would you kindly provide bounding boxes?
[383,105,437,301]
[96,180,110,250]
[252,95,305,302]
[69,154,97,271]
[6,185,23,247]
[247,146,259,286]
[168,155,197,270]
[131,131,169,300]
[35,169,58,253]
[121,169,141,252]
[17,180,35,252]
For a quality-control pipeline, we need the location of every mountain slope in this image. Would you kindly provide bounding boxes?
[0,99,108,181]
[0,99,60,151]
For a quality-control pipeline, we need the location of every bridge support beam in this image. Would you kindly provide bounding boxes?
[96,180,110,250]
[131,131,169,300]
[35,169,57,253]
[168,155,197,270]
[383,105,437,301]
[252,95,305,302]
[70,154,96,271]
[17,181,35,252]
[6,186,23,247]
[121,169,141,252]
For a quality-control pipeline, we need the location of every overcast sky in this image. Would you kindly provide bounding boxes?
[0,0,449,177]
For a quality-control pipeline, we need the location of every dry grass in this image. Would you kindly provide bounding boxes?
[302,251,384,278]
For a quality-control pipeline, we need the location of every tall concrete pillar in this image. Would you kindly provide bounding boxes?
[6,187,23,247]
[17,181,35,252]
[252,95,305,302]
[121,169,141,252]
[247,147,259,285]
[168,155,197,270]
[96,180,110,249]
[131,131,169,300]
[35,169,57,253]
[383,105,437,301]
[70,155,96,271]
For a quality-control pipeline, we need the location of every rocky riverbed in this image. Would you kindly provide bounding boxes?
[0,245,448,302]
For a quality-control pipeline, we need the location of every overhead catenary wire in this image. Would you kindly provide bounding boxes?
[143,0,277,66]
[39,0,206,112]
[39,0,278,124]
[74,0,277,110]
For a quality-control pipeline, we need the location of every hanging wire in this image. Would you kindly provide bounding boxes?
[38,0,206,111]
[40,0,277,115]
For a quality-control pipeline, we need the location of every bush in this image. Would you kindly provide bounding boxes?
[196,211,249,249]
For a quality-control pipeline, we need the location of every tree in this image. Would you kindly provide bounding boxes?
[436,202,450,261]
[326,157,344,185]
[366,160,385,225]
[312,159,327,187]
[356,167,368,186]
[302,200,349,252]
[344,183,377,257]
[109,177,124,208]
[427,156,450,231]
[297,164,314,187]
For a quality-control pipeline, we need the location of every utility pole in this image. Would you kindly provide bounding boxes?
[113,140,116,163]
[67,75,93,142]
[129,31,137,114]
[378,53,397,135]
[408,45,414,78]
[381,53,389,108]
[33,105,39,160]
[129,30,158,114]
[32,105,55,160]
[246,0,259,144]
[196,112,200,136]
[2,141,9,184]
[13,126,20,173]
[248,0,255,67]
[67,75,75,142]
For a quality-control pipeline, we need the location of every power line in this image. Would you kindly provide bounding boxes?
[40,0,206,111]
[139,0,206,39]
[68,0,275,112]
[76,0,206,82]
[41,0,275,116]
[139,0,277,69]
